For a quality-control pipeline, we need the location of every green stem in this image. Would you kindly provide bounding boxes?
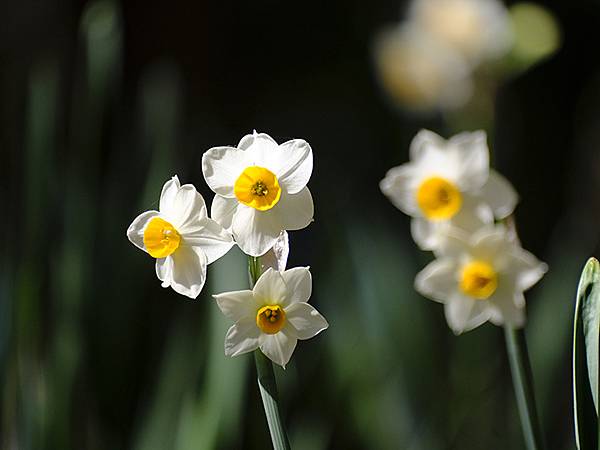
[504,326,545,450]
[248,256,291,450]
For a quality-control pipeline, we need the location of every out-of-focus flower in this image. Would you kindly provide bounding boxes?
[127,176,234,299]
[415,225,547,334]
[509,2,561,65]
[214,267,328,367]
[202,131,314,257]
[409,0,513,65]
[380,129,518,250]
[373,24,473,112]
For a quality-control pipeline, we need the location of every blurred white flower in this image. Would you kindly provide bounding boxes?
[380,129,518,250]
[409,0,513,65]
[214,267,328,368]
[202,131,314,257]
[415,225,547,334]
[373,24,473,112]
[127,176,234,299]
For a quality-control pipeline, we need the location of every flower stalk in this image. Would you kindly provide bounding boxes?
[504,326,545,450]
[248,256,291,450]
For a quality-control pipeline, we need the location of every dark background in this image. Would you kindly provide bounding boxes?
[2,0,600,449]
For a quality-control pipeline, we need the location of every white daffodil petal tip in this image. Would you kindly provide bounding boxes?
[126,175,234,299]
[201,131,314,257]
[215,266,327,367]
[415,224,546,334]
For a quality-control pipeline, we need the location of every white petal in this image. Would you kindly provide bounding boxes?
[432,226,472,259]
[380,164,420,217]
[127,210,160,251]
[202,146,246,198]
[162,184,207,230]
[180,217,234,264]
[414,258,458,303]
[469,225,512,264]
[224,318,261,357]
[259,329,297,368]
[253,268,288,305]
[232,205,283,257]
[276,187,314,231]
[211,195,238,230]
[159,176,181,213]
[448,130,489,191]
[168,245,208,299]
[507,247,548,292]
[238,131,279,152]
[237,131,284,170]
[285,303,328,340]
[410,218,440,251]
[444,294,490,335]
[277,139,313,194]
[480,170,519,219]
[214,289,257,321]
[260,231,289,271]
[489,295,526,328]
[281,267,312,306]
[449,194,494,234]
[409,129,445,161]
[156,256,173,288]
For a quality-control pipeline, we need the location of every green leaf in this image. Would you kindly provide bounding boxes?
[573,257,600,450]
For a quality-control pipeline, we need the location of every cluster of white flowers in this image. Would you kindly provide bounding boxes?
[373,0,512,112]
[381,130,547,334]
[127,131,328,367]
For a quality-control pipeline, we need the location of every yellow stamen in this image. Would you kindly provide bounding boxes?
[460,260,498,300]
[256,305,286,334]
[234,166,281,211]
[416,176,462,220]
[143,217,181,258]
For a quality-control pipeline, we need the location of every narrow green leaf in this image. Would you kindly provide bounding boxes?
[573,257,600,450]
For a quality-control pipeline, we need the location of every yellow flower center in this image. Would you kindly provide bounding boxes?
[234,166,281,211]
[416,176,462,220]
[256,305,286,334]
[143,217,181,258]
[460,260,498,300]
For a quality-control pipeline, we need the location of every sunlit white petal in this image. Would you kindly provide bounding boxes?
[480,170,519,218]
[214,290,257,321]
[232,205,282,257]
[211,195,238,230]
[253,268,288,305]
[259,329,297,368]
[127,210,160,251]
[180,218,234,264]
[277,139,313,194]
[281,267,312,306]
[285,303,329,339]
[202,146,246,198]
[168,245,208,299]
[277,187,314,230]
[225,318,261,357]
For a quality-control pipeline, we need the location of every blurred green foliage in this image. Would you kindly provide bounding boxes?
[3,0,600,449]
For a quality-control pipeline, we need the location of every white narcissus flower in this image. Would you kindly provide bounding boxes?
[127,176,234,299]
[214,267,328,368]
[380,129,518,250]
[409,0,513,65]
[202,131,314,257]
[415,225,547,334]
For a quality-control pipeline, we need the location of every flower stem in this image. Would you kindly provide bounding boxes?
[504,326,545,450]
[248,256,291,450]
